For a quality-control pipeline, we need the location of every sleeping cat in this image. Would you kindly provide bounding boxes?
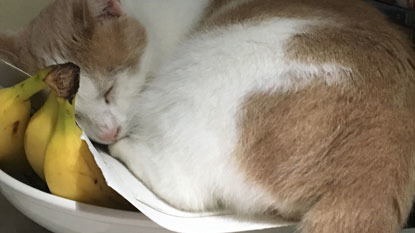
[2,0,415,233]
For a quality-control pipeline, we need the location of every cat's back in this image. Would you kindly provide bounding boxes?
[156,0,415,102]
[197,0,414,78]
[132,0,415,220]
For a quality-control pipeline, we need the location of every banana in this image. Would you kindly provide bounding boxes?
[24,91,58,180]
[0,67,53,174]
[43,65,132,209]
[44,97,131,209]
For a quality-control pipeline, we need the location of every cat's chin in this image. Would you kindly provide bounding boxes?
[85,133,116,145]
[92,137,118,145]
[92,133,129,146]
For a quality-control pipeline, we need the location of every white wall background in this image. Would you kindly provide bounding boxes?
[0,0,52,32]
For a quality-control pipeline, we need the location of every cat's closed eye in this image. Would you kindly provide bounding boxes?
[104,86,114,104]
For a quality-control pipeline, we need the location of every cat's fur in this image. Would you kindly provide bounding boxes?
[2,0,415,232]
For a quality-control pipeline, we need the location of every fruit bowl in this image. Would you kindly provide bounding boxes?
[0,169,298,233]
[0,168,170,233]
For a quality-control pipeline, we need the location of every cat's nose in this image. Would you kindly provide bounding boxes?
[99,127,120,143]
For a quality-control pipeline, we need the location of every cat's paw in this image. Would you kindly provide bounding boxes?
[108,137,135,160]
[108,136,152,184]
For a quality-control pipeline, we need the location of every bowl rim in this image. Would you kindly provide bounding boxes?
[0,169,159,227]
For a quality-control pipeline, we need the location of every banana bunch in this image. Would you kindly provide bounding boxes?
[0,67,53,174]
[1,63,131,210]
[43,94,131,209]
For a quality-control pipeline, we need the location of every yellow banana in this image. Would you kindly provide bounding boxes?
[43,66,132,209]
[44,97,131,209]
[0,67,53,174]
[24,91,58,180]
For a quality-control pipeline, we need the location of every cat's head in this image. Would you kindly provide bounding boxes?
[0,0,148,144]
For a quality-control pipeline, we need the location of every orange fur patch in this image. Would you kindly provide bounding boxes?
[230,0,415,232]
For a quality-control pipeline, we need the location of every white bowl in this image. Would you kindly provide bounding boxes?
[0,169,299,233]
[0,169,170,233]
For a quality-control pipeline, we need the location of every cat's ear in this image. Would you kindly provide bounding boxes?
[71,0,122,24]
[70,0,122,39]
[88,0,122,19]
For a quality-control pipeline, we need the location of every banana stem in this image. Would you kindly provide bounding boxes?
[43,63,80,103]
[55,97,78,135]
[13,67,53,101]
[45,90,57,105]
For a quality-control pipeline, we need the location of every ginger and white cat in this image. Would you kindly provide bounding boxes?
[2,0,415,232]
